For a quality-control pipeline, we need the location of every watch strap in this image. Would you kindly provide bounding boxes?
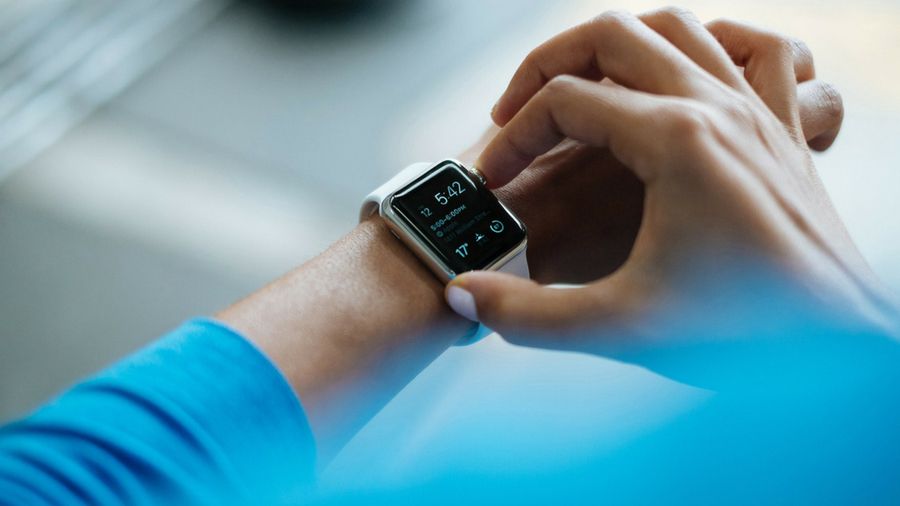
[496,244,529,278]
[359,162,432,222]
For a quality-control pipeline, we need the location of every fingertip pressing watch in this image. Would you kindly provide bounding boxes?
[360,159,530,344]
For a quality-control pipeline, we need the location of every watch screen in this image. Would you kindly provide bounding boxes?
[390,161,526,274]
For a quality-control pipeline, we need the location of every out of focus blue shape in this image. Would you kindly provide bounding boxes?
[2,308,897,504]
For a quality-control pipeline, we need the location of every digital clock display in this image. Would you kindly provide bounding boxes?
[390,161,526,274]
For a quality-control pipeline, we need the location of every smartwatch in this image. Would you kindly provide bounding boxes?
[360,159,529,343]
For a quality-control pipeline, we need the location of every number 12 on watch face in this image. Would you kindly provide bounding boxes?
[390,161,526,274]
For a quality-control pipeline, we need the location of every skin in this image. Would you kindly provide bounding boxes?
[450,8,899,358]
[218,8,872,462]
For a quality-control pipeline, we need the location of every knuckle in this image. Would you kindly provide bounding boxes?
[705,17,737,36]
[590,9,637,33]
[706,16,733,28]
[759,32,794,59]
[650,6,700,27]
[521,48,544,74]
[790,37,814,65]
[502,130,537,164]
[521,49,538,67]
[668,104,714,139]
[817,82,844,121]
[543,74,581,95]
[661,104,721,171]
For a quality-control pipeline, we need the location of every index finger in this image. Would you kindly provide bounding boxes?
[492,11,711,126]
[478,76,674,188]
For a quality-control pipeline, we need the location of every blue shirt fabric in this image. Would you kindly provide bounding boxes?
[0,319,315,505]
[1,317,898,504]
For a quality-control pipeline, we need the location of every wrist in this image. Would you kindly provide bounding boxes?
[221,217,470,394]
[218,218,471,459]
[344,216,473,343]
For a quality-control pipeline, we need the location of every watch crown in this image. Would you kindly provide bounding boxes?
[468,167,487,186]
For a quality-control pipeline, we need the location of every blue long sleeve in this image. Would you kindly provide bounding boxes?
[0,319,315,505]
[1,316,897,504]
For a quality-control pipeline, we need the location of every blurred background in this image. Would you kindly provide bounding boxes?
[1,0,899,479]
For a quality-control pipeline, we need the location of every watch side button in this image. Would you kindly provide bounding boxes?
[468,167,487,186]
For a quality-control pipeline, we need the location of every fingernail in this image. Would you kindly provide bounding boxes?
[446,285,478,321]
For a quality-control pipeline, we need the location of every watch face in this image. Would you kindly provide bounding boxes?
[390,161,526,275]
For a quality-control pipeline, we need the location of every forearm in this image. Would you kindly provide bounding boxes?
[217,217,472,459]
[0,220,468,503]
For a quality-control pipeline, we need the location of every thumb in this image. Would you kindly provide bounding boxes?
[444,271,608,341]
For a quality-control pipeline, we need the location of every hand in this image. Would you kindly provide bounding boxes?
[459,11,846,287]
[445,9,899,364]
[460,134,644,284]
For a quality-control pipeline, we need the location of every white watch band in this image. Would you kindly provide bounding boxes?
[361,161,530,345]
[495,243,529,278]
[359,162,432,222]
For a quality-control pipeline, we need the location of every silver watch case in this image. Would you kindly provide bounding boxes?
[362,159,528,283]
